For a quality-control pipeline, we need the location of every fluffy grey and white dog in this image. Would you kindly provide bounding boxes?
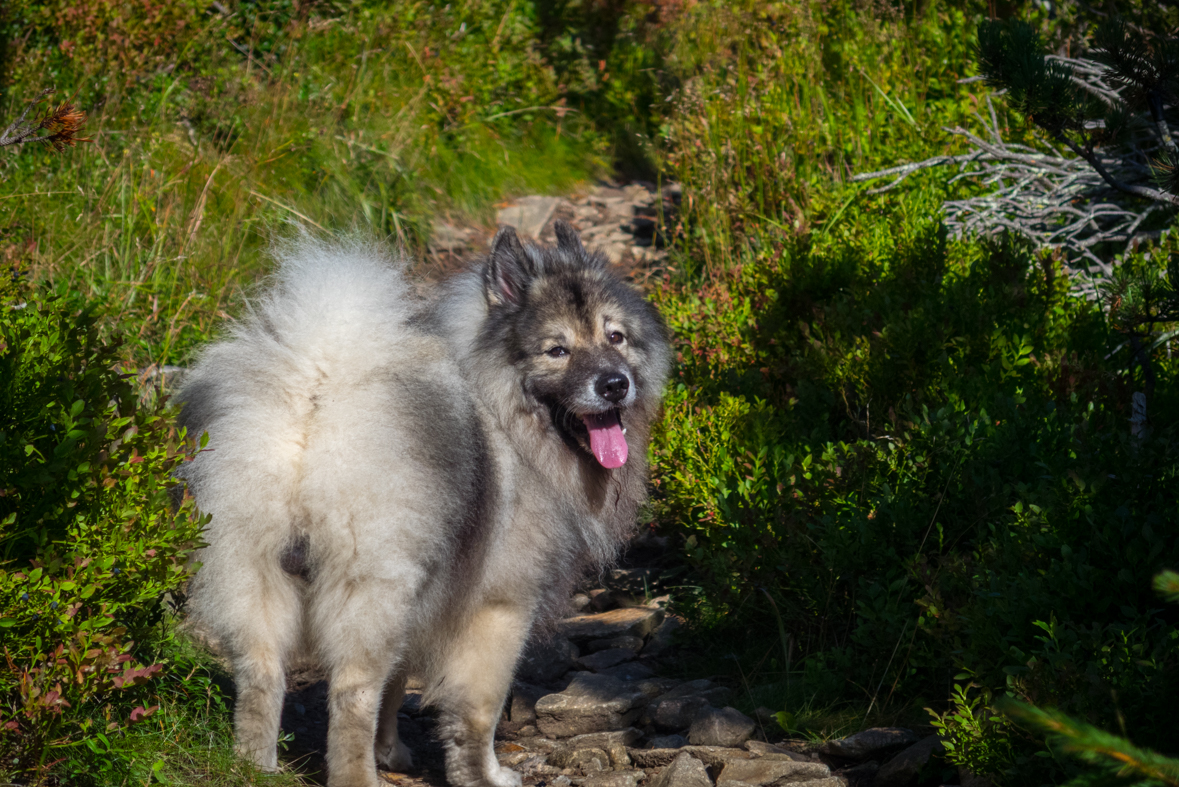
[175,222,670,787]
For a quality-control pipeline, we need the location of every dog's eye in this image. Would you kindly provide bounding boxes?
[546,346,569,358]
[608,331,625,345]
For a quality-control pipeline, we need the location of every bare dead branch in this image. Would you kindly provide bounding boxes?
[853,57,1176,298]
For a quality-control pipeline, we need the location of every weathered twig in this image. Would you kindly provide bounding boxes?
[0,88,90,151]
[854,57,1175,297]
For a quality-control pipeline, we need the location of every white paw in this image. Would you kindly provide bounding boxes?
[486,764,523,787]
[375,739,415,771]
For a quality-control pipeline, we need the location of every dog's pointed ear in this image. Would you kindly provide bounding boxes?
[553,220,583,254]
[485,226,532,307]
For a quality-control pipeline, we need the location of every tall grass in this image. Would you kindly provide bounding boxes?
[1,0,609,365]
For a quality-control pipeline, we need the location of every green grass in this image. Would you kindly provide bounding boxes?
[1,0,610,366]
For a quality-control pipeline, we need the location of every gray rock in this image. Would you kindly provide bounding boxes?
[875,736,944,787]
[715,758,832,786]
[518,636,579,685]
[819,728,919,760]
[793,779,846,787]
[510,682,548,724]
[649,752,714,787]
[578,648,637,672]
[535,673,649,738]
[655,680,733,707]
[497,196,561,239]
[587,636,646,654]
[642,616,684,657]
[599,661,656,682]
[650,734,690,749]
[842,761,879,780]
[629,749,686,768]
[555,747,610,773]
[635,678,683,700]
[743,741,809,762]
[583,771,644,787]
[651,695,711,730]
[559,608,665,642]
[564,728,644,750]
[689,707,756,747]
[751,708,779,726]
[680,747,754,768]
[607,744,632,769]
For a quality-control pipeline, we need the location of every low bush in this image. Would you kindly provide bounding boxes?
[0,271,205,785]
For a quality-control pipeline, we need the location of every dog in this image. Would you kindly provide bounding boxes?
[175,221,670,787]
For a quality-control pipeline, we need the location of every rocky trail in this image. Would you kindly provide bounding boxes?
[276,539,949,787]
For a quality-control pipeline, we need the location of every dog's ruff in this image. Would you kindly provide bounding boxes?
[176,226,670,787]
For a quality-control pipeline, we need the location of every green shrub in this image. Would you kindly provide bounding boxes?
[0,273,205,785]
[651,182,1179,761]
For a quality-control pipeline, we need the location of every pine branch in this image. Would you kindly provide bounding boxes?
[998,698,1179,787]
[0,89,90,151]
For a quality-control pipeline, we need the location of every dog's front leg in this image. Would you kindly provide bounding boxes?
[436,603,530,787]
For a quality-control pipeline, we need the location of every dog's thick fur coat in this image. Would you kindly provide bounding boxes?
[177,226,670,787]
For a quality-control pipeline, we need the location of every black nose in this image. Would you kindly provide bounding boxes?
[596,373,630,403]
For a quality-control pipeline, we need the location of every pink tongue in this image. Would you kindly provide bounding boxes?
[583,412,628,469]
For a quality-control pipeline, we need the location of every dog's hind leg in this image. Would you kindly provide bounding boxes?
[225,572,303,772]
[434,603,531,787]
[313,579,408,787]
[375,673,414,771]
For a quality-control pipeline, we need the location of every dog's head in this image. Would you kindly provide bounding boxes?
[481,221,669,469]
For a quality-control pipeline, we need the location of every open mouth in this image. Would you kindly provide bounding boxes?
[581,409,628,469]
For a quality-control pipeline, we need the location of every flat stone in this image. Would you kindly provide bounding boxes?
[586,636,645,653]
[743,741,801,758]
[558,608,665,642]
[651,695,711,730]
[583,771,644,787]
[629,748,686,768]
[820,728,918,760]
[875,736,944,787]
[793,779,845,787]
[650,734,689,749]
[654,680,733,707]
[518,636,579,685]
[535,673,649,738]
[497,195,560,239]
[716,758,832,786]
[578,648,637,672]
[564,728,644,750]
[649,752,714,787]
[689,707,756,747]
[599,661,656,682]
[681,747,754,768]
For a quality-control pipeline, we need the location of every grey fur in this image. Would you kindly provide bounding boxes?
[176,225,670,787]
